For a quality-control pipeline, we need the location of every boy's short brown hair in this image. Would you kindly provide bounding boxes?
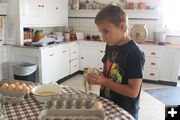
[95,5,128,28]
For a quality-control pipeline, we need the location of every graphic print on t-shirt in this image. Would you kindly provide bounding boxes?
[102,50,123,98]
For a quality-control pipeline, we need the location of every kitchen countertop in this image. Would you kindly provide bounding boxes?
[12,40,180,49]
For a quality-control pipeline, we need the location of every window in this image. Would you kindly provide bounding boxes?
[163,0,180,36]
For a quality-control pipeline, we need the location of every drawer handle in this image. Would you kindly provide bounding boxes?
[73,65,77,67]
[42,5,44,8]
[49,54,54,56]
[150,62,156,65]
[151,52,156,55]
[100,50,104,53]
[81,57,84,59]
[39,5,41,7]
[149,73,155,76]
[62,50,66,53]
[56,7,58,10]
[73,51,76,54]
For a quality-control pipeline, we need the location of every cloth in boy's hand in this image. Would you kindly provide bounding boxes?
[83,68,99,94]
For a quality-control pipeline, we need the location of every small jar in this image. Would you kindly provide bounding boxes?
[72,0,79,10]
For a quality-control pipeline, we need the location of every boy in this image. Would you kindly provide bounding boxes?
[87,5,145,120]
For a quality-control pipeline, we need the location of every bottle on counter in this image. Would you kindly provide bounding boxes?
[72,0,79,10]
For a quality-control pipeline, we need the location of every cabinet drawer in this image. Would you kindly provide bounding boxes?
[144,68,159,81]
[145,57,160,68]
[144,49,160,58]
[70,46,78,60]
[70,59,79,74]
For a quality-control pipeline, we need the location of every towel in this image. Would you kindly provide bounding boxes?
[84,68,99,94]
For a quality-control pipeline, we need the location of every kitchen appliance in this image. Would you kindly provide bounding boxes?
[130,24,148,44]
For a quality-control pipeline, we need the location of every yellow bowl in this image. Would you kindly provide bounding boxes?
[31,84,63,103]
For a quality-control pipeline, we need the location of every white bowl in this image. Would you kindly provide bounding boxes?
[31,84,63,103]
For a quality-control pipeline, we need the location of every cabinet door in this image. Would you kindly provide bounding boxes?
[59,47,70,78]
[70,45,78,60]
[42,49,62,84]
[79,46,102,70]
[98,49,105,71]
[20,0,39,26]
[58,0,68,26]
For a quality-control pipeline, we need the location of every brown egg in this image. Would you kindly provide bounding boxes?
[1,83,9,90]
[8,83,16,90]
[14,84,22,91]
[21,83,27,87]
[94,101,103,110]
[27,85,32,90]
[14,82,20,86]
[21,86,30,93]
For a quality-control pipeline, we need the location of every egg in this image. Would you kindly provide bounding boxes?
[1,83,9,90]
[27,85,32,90]
[8,83,16,90]
[14,82,20,86]
[21,83,27,87]
[14,84,22,91]
[93,101,103,110]
[21,86,30,93]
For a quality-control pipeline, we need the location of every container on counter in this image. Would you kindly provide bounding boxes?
[72,0,79,10]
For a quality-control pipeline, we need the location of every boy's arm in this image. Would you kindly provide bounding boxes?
[105,78,142,98]
[87,72,142,98]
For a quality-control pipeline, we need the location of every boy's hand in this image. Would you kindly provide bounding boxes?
[87,69,107,86]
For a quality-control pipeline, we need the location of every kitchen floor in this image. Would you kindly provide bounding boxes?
[60,74,178,120]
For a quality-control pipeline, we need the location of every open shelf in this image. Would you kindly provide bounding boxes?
[69,9,161,20]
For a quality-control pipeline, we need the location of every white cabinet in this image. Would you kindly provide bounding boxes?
[6,0,68,45]
[21,0,68,27]
[41,45,70,84]
[140,44,180,83]
[41,46,69,84]
[79,41,106,71]
[141,45,161,81]
[9,43,70,84]
[69,42,79,74]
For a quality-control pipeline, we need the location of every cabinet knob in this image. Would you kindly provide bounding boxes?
[62,50,66,53]
[73,51,76,54]
[99,68,102,70]
[42,5,44,8]
[73,65,77,67]
[81,57,84,59]
[149,73,155,76]
[100,50,104,53]
[151,52,156,55]
[56,7,58,10]
[150,62,156,65]
[39,5,41,7]
[49,54,54,56]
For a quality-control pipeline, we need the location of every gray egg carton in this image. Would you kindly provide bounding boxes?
[44,93,98,109]
[39,93,106,120]
[38,109,106,120]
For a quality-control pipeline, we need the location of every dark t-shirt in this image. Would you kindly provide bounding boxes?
[100,40,145,116]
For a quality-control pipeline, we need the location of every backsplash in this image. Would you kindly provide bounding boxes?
[69,18,160,42]
[69,0,163,42]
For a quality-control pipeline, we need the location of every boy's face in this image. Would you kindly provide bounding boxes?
[97,20,125,46]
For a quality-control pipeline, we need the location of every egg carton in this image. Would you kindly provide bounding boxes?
[38,109,106,120]
[44,93,98,110]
